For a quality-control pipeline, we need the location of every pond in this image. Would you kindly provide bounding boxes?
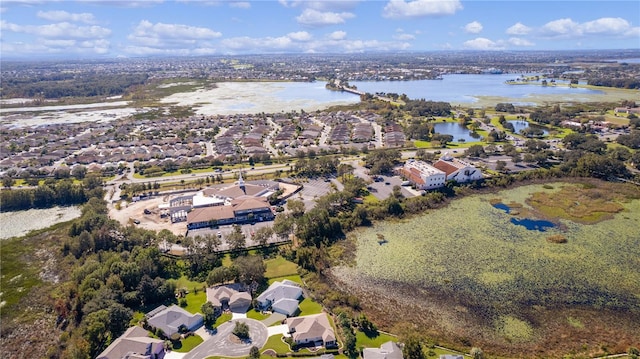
[0,206,81,240]
[492,201,556,231]
[349,73,604,103]
[432,122,481,143]
[508,120,549,136]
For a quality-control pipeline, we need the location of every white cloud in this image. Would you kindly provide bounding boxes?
[506,22,532,35]
[540,18,580,37]
[393,33,415,40]
[581,17,630,35]
[128,20,221,43]
[229,1,250,8]
[288,31,312,41]
[462,37,504,50]
[540,17,638,39]
[1,20,111,38]
[280,0,361,11]
[328,30,347,40]
[382,0,462,19]
[37,10,96,24]
[296,9,355,26]
[464,21,483,34]
[77,0,163,8]
[508,37,534,47]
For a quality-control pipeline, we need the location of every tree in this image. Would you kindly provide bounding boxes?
[466,144,485,158]
[496,160,507,172]
[232,254,265,284]
[470,347,484,359]
[253,226,273,246]
[225,225,246,251]
[249,346,261,359]
[201,302,217,327]
[628,347,640,359]
[207,266,232,286]
[107,303,133,337]
[2,176,15,188]
[287,198,306,218]
[72,165,88,180]
[233,321,250,339]
[402,335,424,359]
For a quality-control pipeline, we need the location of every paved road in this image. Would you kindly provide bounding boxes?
[183,318,268,359]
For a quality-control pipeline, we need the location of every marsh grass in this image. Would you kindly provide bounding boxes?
[341,182,640,350]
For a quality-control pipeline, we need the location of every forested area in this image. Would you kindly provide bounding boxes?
[0,175,103,212]
[402,99,452,117]
[1,73,148,99]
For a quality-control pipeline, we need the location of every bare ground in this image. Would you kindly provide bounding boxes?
[108,195,187,236]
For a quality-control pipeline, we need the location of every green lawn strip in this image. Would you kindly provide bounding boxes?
[173,334,204,353]
[264,256,298,279]
[363,194,379,205]
[214,312,232,327]
[247,309,271,321]
[222,253,233,267]
[268,274,303,285]
[261,334,292,353]
[414,140,433,148]
[170,275,207,291]
[298,297,324,316]
[355,330,397,348]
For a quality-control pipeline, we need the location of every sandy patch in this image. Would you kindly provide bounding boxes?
[0,107,144,128]
[160,81,359,115]
[158,81,199,88]
[108,195,188,236]
[0,101,130,114]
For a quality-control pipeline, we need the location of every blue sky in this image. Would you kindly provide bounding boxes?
[1,0,639,58]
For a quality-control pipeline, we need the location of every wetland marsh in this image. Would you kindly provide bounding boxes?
[331,181,640,355]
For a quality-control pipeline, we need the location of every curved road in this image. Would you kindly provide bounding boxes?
[183,318,268,359]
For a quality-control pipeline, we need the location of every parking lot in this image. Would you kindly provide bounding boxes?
[366,174,417,200]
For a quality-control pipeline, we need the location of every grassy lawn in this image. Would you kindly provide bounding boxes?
[425,347,469,358]
[247,309,271,321]
[214,312,232,327]
[173,334,204,353]
[261,334,292,353]
[170,275,207,292]
[222,253,233,267]
[264,256,298,279]
[182,290,207,315]
[363,194,379,205]
[356,330,397,348]
[268,274,302,285]
[298,297,323,316]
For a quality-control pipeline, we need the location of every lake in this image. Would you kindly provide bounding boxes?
[0,206,81,239]
[350,74,604,104]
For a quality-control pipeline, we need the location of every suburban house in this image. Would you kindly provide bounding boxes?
[362,341,404,359]
[439,355,463,359]
[256,279,303,316]
[96,326,165,359]
[146,305,203,337]
[432,153,482,183]
[206,284,252,313]
[286,313,336,348]
[614,107,640,114]
[398,159,447,190]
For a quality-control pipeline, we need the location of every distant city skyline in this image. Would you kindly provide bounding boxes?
[1,0,639,59]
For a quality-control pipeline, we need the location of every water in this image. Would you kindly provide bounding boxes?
[492,202,556,232]
[0,206,81,239]
[508,120,549,136]
[432,122,481,142]
[350,74,604,103]
[612,58,640,64]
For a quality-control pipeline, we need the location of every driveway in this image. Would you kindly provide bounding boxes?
[267,324,290,337]
[183,318,268,359]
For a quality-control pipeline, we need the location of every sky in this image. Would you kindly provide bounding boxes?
[1,0,639,59]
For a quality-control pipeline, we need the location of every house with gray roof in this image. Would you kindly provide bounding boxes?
[362,341,403,359]
[146,305,203,337]
[439,356,463,359]
[206,284,252,313]
[96,326,164,359]
[257,279,303,316]
[286,313,336,348]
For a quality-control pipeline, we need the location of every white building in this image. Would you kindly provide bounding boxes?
[399,154,482,190]
[433,153,482,183]
[399,159,446,190]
